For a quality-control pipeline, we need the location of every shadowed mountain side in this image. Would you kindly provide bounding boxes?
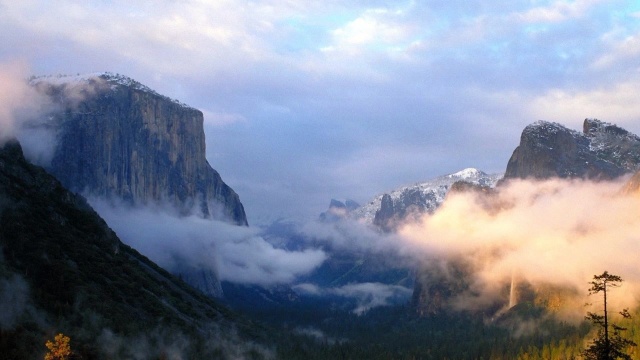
[0,139,267,359]
[28,73,251,298]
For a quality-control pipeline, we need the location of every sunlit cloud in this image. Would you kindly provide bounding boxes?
[399,177,640,316]
[0,61,53,146]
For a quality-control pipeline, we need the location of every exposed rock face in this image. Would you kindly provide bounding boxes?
[504,119,640,180]
[319,198,360,221]
[411,259,475,316]
[28,73,248,298]
[448,180,492,194]
[33,73,248,226]
[350,168,502,232]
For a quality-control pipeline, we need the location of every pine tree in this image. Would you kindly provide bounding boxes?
[583,271,636,360]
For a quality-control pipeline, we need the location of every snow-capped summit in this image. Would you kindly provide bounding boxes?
[351,168,503,228]
[505,119,640,180]
[30,72,195,110]
[446,168,489,181]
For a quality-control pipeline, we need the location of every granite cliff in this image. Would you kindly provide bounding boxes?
[504,118,640,180]
[27,73,248,298]
[31,73,247,226]
[412,118,640,316]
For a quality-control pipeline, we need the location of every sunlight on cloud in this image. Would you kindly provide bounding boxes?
[0,61,54,146]
[322,6,416,56]
[0,61,30,142]
[399,178,640,316]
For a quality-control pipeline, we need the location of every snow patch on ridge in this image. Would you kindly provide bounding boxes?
[352,168,503,224]
[30,72,196,110]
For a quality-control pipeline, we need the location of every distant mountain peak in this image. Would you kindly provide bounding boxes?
[27,72,249,298]
[447,168,486,179]
[319,198,360,221]
[350,168,503,231]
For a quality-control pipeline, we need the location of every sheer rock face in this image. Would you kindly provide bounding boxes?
[35,73,247,226]
[504,119,640,180]
[28,73,248,298]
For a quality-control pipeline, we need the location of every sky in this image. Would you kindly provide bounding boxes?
[2,0,640,223]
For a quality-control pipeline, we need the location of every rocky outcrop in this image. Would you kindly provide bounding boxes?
[411,259,473,316]
[28,73,249,298]
[504,119,640,180]
[351,168,502,232]
[32,73,247,226]
[319,199,360,222]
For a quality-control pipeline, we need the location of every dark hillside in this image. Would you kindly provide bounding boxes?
[0,139,267,359]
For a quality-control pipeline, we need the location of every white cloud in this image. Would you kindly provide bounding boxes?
[325,8,412,53]
[399,178,640,315]
[89,199,327,286]
[331,282,413,314]
[592,32,640,70]
[526,79,640,129]
[511,0,606,24]
[0,0,299,75]
[293,282,413,314]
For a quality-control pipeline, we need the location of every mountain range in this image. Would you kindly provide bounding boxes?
[5,71,640,358]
